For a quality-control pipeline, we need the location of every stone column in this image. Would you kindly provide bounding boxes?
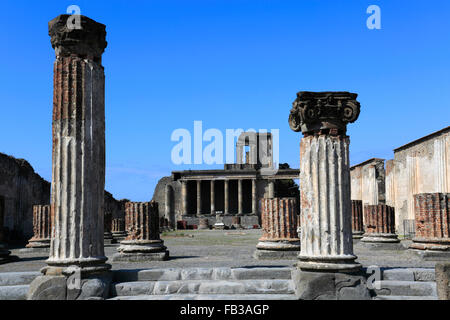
[289,91,362,272]
[104,210,115,245]
[111,218,127,241]
[361,204,399,243]
[113,201,169,261]
[238,179,243,215]
[26,205,52,249]
[289,92,371,299]
[224,180,229,214]
[165,184,174,229]
[410,193,450,258]
[268,180,275,198]
[29,15,111,300]
[196,180,202,216]
[181,180,188,215]
[351,200,364,239]
[252,179,257,214]
[254,198,300,259]
[210,180,215,215]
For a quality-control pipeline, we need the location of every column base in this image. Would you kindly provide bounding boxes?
[410,238,450,251]
[352,231,364,239]
[292,269,372,300]
[28,267,112,300]
[256,239,300,251]
[361,233,400,243]
[45,257,111,275]
[26,239,51,248]
[409,245,450,261]
[356,241,406,251]
[113,240,169,262]
[297,254,362,273]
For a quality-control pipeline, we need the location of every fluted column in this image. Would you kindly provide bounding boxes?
[210,180,215,215]
[114,201,169,261]
[361,204,399,243]
[268,180,275,198]
[351,200,364,239]
[181,180,188,215]
[410,193,450,251]
[44,15,109,273]
[224,180,229,214]
[289,91,361,272]
[27,205,52,248]
[111,218,127,241]
[238,179,243,214]
[254,198,300,259]
[196,180,202,216]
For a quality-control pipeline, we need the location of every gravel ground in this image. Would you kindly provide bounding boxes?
[0,229,437,273]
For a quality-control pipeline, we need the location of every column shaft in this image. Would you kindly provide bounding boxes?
[238,179,243,214]
[197,180,201,215]
[224,180,229,214]
[181,180,188,215]
[252,179,257,214]
[210,180,215,215]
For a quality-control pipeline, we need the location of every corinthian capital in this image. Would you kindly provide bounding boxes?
[288,91,360,135]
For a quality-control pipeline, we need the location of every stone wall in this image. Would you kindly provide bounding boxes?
[0,153,50,241]
[350,158,386,206]
[386,127,450,235]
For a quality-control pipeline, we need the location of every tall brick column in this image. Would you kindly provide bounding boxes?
[289,91,362,272]
[29,15,111,300]
[26,205,52,248]
[410,193,450,253]
[254,198,300,259]
[361,204,399,243]
[44,14,109,273]
[351,200,364,239]
[113,201,169,261]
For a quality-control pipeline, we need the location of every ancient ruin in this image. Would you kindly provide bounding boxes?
[113,201,169,261]
[152,132,299,230]
[351,200,364,239]
[254,198,300,259]
[26,205,52,249]
[410,193,450,259]
[289,91,372,299]
[360,204,401,248]
[28,14,111,300]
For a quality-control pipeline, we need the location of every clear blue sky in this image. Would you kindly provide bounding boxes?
[1,0,449,201]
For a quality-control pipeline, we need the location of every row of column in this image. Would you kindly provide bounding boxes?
[181,179,272,215]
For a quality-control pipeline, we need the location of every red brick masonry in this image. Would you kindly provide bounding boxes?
[410,193,450,251]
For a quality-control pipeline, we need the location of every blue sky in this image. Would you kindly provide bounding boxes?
[1,0,449,201]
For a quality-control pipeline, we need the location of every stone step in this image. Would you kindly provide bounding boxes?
[374,295,438,300]
[113,267,293,283]
[0,272,40,286]
[109,293,298,300]
[0,285,29,300]
[373,280,437,297]
[112,279,294,296]
[382,268,435,282]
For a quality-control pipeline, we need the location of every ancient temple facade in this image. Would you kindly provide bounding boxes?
[152,132,299,228]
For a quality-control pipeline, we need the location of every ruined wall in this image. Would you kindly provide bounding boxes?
[350,158,386,206]
[0,153,50,241]
[152,176,182,221]
[386,128,450,235]
[104,191,127,228]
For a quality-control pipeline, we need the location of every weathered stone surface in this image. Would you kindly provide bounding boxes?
[373,280,436,297]
[0,271,40,286]
[255,198,300,258]
[385,127,449,236]
[114,201,169,261]
[0,285,30,300]
[351,200,364,238]
[292,269,371,300]
[435,263,450,300]
[361,204,399,243]
[0,153,50,241]
[410,193,450,251]
[27,275,67,300]
[26,205,52,248]
[198,218,209,230]
[350,158,386,207]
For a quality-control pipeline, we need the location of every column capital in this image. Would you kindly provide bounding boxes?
[48,14,107,60]
[289,91,360,136]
